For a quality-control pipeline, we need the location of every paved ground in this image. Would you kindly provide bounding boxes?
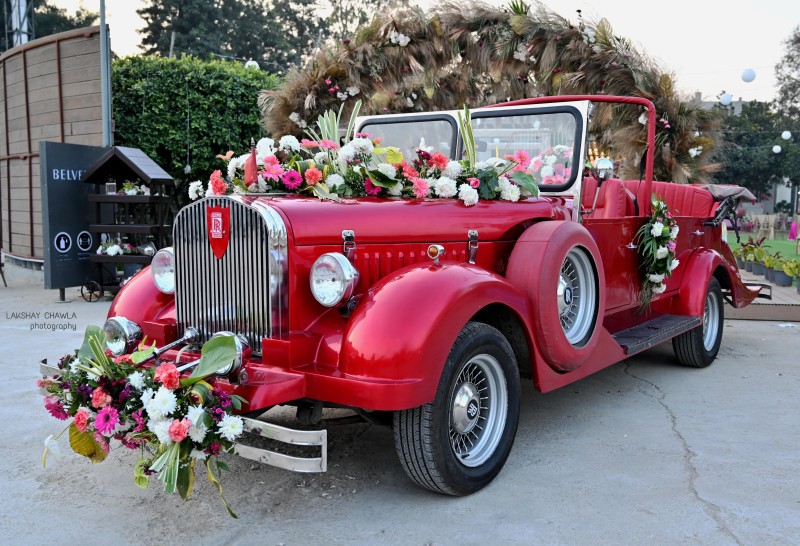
[2,283,799,545]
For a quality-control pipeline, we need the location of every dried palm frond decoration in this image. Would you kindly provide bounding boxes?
[259,1,722,184]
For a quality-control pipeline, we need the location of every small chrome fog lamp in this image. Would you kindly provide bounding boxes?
[210,332,250,376]
[103,317,142,356]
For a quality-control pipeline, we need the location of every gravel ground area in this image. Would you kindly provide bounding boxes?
[2,284,799,545]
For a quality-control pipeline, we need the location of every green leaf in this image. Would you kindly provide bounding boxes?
[134,459,151,489]
[308,183,342,202]
[176,457,196,500]
[509,171,540,197]
[373,146,403,164]
[206,458,238,519]
[216,460,230,472]
[131,344,156,364]
[68,423,108,463]
[78,325,105,360]
[366,168,397,188]
[185,336,238,384]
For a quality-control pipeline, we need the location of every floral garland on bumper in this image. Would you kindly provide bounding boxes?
[189,103,544,206]
[636,196,680,307]
[40,327,245,517]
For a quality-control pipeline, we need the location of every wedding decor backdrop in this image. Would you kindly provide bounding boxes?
[261,1,722,185]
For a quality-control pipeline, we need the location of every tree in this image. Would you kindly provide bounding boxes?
[325,0,404,43]
[775,26,800,126]
[716,101,800,200]
[137,0,324,72]
[2,0,97,51]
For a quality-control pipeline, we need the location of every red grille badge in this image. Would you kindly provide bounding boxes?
[206,205,231,259]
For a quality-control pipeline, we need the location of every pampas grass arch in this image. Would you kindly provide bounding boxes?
[260,1,721,184]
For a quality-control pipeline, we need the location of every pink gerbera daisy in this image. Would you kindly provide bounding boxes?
[95,406,119,435]
[320,139,339,150]
[262,162,285,181]
[282,169,302,190]
[364,178,381,196]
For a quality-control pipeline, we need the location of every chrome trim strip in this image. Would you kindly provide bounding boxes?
[235,417,327,473]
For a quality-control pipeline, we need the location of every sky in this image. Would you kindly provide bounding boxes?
[52,0,800,103]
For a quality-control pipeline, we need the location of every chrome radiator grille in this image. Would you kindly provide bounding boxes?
[173,197,288,354]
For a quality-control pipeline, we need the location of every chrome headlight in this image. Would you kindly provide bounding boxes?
[151,247,175,294]
[309,252,359,307]
[210,332,249,376]
[103,317,142,356]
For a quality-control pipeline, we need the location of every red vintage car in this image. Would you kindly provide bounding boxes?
[76,95,760,495]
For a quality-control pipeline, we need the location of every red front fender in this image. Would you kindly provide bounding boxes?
[339,263,534,408]
[108,266,177,344]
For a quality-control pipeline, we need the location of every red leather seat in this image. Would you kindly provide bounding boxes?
[623,180,714,217]
[582,178,635,218]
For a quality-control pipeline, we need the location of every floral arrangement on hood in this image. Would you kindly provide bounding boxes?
[40,327,245,517]
[189,102,541,207]
[636,196,680,307]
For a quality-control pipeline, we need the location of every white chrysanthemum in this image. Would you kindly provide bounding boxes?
[543,155,557,166]
[140,387,154,407]
[648,273,665,283]
[347,86,360,96]
[227,154,249,181]
[539,165,555,178]
[106,244,122,256]
[442,161,462,179]
[458,183,479,207]
[128,371,145,391]
[669,259,680,271]
[475,160,490,170]
[650,221,665,237]
[147,386,177,419]
[325,173,345,189]
[387,181,404,196]
[656,246,669,259]
[186,405,205,425]
[279,135,300,152]
[338,143,356,167]
[499,179,521,202]
[218,414,244,441]
[314,151,328,164]
[350,137,374,154]
[190,449,207,460]
[188,180,204,201]
[148,418,172,445]
[434,177,458,198]
[652,283,667,295]
[255,137,274,158]
[670,225,679,239]
[638,112,648,125]
[377,162,396,178]
[188,423,208,443]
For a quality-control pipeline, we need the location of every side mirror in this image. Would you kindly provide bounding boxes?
[591,157,614,185]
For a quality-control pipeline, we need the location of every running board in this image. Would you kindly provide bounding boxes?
[612,315,701,355]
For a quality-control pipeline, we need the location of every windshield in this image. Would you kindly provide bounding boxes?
[358,116,457,161]
[471,107,582,192]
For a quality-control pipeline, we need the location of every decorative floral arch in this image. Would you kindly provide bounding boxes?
[260,1,721,184]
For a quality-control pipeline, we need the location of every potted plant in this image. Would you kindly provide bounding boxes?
[782,259,800,293]
[764,251,781,283]
[732,245,746,269]
[771,255,793,287]
[742,237,768,275]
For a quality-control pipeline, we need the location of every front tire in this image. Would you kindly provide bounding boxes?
[672,278,724,367]
[393,322,521,495]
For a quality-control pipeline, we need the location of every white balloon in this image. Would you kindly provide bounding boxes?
[720,93,733,106]
[782,131,792,140]
[741,68,756,82]
[773,145,782,154]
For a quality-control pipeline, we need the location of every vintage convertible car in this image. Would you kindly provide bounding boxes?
[44,95,760,496]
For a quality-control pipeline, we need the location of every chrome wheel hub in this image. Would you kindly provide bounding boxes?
[559,248,597,346]
[702,291,719,351]
[452,382,481,434]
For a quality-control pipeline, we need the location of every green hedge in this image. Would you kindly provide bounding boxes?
[112,56,280,204]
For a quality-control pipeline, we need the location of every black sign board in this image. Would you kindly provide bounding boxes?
[40,141,106,289]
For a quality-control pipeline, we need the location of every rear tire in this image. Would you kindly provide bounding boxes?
[672,278,724,367]
[393,322,521,495]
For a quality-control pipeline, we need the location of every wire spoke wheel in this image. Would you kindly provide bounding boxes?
[81,280,103,302]
[448,354,508,468]
[558,248,596,346]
